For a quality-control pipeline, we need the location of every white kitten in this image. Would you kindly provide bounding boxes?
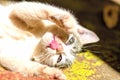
[0,1,99,80]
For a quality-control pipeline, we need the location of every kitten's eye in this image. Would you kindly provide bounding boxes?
[66,37,75,45]
[57,54,62,63]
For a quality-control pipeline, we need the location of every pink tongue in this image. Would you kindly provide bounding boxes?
[49,40,60,50]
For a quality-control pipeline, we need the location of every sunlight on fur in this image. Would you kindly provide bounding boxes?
[0,1,99,80]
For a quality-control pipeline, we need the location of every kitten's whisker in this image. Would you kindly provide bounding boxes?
[89,51,102,54]
[80,48,102,54]
[44,53,53,61]
[82,44,101,49]
[79,48,88,52]
[38,53,50,63]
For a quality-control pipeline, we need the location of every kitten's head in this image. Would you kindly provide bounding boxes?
[32,26,99,68]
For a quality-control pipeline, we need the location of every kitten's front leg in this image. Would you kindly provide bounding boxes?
[10,2,77,32]
[30,62,67,80]
[10,2,99,44]
[28,63,66,80]
[0,56,66,80]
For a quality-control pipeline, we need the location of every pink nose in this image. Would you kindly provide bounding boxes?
[49,39,63,52]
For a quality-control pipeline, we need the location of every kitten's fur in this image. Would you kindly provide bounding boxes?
[0,1,99,80]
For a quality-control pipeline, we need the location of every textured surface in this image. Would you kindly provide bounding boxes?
[63,51,120,80]
[0,66,49,80]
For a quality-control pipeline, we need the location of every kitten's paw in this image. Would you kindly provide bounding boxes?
[20,64,66,80]
[41,66,66,80]
[49,14,76,33]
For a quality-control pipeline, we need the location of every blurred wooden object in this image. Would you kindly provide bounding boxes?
[112,0,120,5]
[103,4,119,29]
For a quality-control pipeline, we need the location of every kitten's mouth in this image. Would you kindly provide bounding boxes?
[47,35,63,52]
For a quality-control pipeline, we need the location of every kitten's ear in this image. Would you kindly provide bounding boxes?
[77,25,99,45]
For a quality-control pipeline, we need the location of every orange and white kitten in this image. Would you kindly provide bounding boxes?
[0,1,99,80]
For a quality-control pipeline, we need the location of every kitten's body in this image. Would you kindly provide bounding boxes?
[0,2,99,80]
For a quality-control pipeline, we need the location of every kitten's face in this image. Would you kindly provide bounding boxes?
[32,32,79,68]
[31,23,99,68]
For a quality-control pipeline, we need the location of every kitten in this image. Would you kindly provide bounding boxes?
[0,1,99,80]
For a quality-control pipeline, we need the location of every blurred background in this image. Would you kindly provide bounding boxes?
[0,0,120,79]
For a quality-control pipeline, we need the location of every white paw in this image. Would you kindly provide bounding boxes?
[42,66,67,80]
[49,14,76,33]
[19,63,66,80]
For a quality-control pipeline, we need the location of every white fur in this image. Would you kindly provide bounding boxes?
[0,1,99,80]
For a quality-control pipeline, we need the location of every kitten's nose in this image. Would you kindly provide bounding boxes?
[49,39,63,51]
